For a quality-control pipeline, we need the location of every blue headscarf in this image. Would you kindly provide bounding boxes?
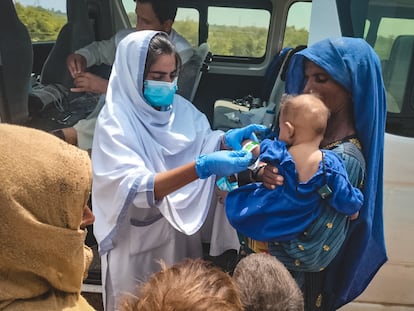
[286,37,387,309]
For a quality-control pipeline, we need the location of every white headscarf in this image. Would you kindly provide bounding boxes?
[92,31,222,255]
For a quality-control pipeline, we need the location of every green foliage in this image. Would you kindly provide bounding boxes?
[283,26,309,48]
[174,20,309,57]
[172,19,199,47]
[374,35,394,60]
[15,3,66,42]
[127,12,136,27]
[208,24,268,57]
[13,4,394,63]
[14,3,308,56]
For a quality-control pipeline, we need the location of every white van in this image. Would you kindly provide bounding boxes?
[308,1,414,310]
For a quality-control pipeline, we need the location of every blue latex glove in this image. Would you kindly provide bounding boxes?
[195,150,253,179]
[224,124,268,150]
[261,127,278,140]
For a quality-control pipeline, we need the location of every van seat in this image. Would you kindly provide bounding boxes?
[383,35,414,113]
[40,0,95,89]
[0,0,33,123]
[177,43,212,102]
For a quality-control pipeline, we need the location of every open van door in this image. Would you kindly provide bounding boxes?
[309,0,414,309]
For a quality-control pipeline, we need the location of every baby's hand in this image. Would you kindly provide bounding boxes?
[215,175,238,204]
[215,187,228,205]
[349,211,359,220]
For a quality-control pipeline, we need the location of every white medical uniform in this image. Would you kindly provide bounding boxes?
[91,30,239,310]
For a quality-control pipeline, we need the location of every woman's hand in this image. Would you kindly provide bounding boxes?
[262,164,284,189]
[66,53,87,78]
[71,72,109,94]
[224,124,267,150]
[349,211,359,220]
[195,150,253,179]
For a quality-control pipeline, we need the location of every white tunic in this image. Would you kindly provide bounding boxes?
[91,30,238,310]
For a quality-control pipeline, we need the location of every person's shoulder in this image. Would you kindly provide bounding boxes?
[174,93,197,111]
[330,142,365,166]
[115,28,135,46]
[170,28,192,51]
[261,138,285,150]
[259,139,289,165]
[88,36,116,46]
[174,94,210,123]
[324,143,366,179]
[322,149,347,169]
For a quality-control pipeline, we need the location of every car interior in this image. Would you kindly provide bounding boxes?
[0,0,32,124]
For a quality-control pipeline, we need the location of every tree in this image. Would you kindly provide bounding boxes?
[15,3,66,42]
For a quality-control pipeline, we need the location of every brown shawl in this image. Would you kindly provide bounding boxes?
[0,124,95,310]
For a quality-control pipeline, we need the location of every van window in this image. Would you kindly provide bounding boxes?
[122,0,136,26]
[174,8,199,48]
[207,6,271,58]
[362,0,414,137]
[375,18,414,115]
[375,18,414,59]
[15,1,66,42]
[343,0,414,137]
[284,2,311,48]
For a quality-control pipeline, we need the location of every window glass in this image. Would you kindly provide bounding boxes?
[370,17,414,115]
[363,19,370,38]
[374,18,414,60]
[121,0,136,26]
[283,2,311,48]
[207,7,270,58]
[174,8,199,48]
[14,0,66,42]
[363,0,414,137]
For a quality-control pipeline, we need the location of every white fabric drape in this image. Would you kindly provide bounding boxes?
[91,30,224,255]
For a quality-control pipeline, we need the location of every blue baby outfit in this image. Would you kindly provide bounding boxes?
[226,139,363,242]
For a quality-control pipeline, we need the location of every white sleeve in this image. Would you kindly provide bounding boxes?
[75,36,116,67]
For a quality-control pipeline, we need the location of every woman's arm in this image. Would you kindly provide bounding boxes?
[260,164,284,188]
[154,125,269,200]
[154,162,198,200]
[154,150,254,200]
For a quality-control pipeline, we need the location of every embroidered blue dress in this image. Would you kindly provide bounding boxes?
[285,37,387,310]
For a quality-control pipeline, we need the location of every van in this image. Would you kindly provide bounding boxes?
[3,0,413,309]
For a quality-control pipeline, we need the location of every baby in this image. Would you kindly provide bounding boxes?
[225,93,363,242]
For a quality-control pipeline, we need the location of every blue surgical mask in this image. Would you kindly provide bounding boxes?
[143,79,178,108]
